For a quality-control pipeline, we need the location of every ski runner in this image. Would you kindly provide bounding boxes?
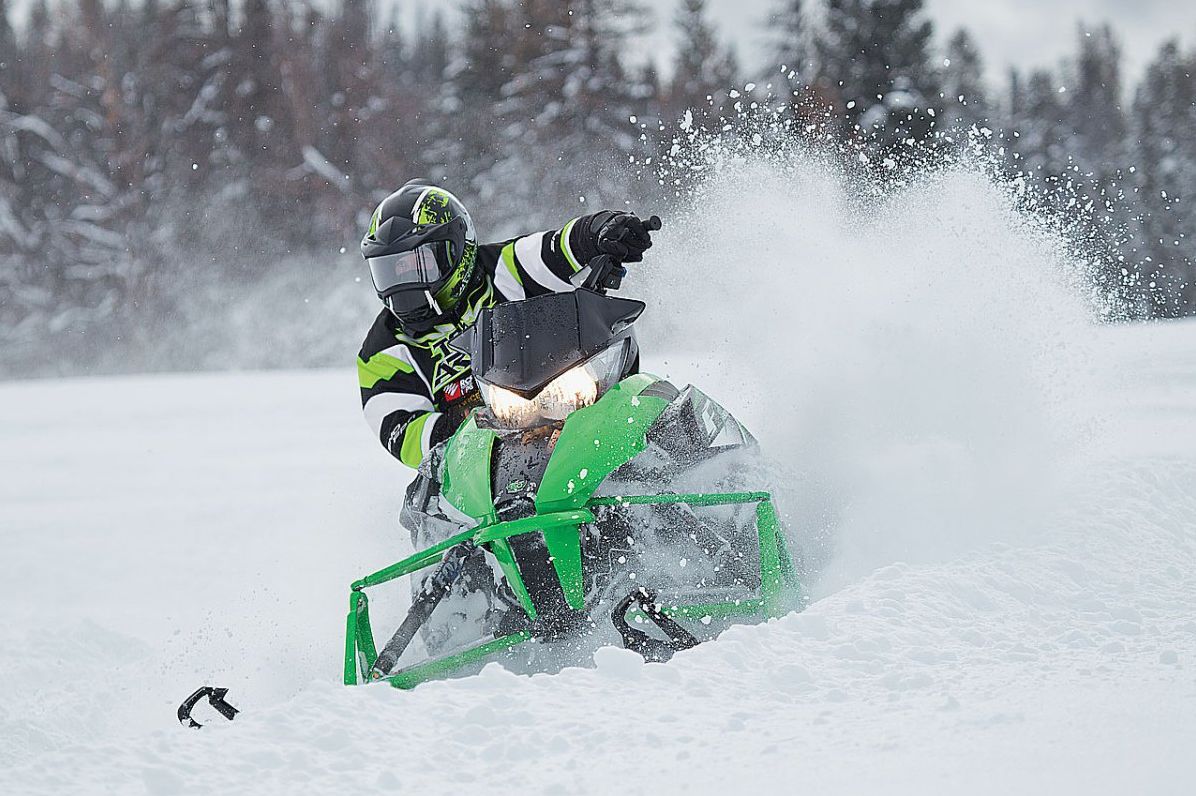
[358,179,657,468]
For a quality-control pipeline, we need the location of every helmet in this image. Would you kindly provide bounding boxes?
[361,180,479,333]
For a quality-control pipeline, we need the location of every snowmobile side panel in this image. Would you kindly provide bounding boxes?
[541,524,586,610]
[536,373,669,513]
[442,416,498,523]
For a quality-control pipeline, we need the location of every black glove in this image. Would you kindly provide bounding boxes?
[574,211,658,264]
[597,212,655,262]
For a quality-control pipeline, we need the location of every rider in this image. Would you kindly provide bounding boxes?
[358,179,657,468]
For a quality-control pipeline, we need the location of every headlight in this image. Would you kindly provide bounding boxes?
[482,366,598,427]
[479,341,630,428]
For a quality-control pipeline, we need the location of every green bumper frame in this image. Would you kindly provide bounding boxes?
[344,491,799,689]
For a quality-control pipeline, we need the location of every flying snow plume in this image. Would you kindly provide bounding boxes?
[640,143,1112,596]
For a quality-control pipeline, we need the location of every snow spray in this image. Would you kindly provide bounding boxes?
[638,135,1115,596]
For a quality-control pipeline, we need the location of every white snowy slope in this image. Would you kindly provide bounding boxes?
[3,164,1196,794]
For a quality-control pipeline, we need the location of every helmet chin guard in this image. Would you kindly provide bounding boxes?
[385,289,454,334]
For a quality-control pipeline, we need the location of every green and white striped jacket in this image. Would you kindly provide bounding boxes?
[357,215,600,468]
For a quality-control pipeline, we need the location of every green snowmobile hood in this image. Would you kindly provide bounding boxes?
[440,373,670,611]
[442,372,669,520]
[536,373,668,512]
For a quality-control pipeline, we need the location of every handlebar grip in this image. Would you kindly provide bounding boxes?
[645,215,662,232]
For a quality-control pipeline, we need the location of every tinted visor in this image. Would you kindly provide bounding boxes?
[367,242,454,295]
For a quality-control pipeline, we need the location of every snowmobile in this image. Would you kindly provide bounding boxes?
[344,245,803,689]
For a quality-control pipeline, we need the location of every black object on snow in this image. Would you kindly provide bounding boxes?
[612,587,699,663]
[177,686,239,729]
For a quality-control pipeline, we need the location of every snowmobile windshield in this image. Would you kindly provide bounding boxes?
[450,290,644,426]
[366,242,454,295]
[452,290,643,395]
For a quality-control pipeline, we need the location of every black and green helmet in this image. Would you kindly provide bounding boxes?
[361,180,479,333]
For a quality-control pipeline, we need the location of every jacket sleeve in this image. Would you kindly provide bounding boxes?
[485,211,618,300]
[358,339,449,469]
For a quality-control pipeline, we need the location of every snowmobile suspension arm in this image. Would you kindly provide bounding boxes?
[346,492,796,688]
[368,539,479,679]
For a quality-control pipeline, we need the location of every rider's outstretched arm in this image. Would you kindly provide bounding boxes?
[482,211,646,300]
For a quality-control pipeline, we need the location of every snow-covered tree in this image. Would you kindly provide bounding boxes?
[1130,40,1196,317]
[813,0,940,160]
[479,0,654,230]
[768,0,808,77]
[939,28,988,133]
[667,0,738,125]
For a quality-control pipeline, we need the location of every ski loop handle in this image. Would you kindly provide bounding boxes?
[582,214,662,294]
[611,586,698,663]
[369,540,480,679]
[177,686,239,729]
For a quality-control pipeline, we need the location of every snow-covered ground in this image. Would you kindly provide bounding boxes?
[1,320,1194,794]
[3,164,1195,794]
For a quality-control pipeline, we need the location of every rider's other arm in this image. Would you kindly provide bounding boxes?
[485,211,654,299]
[358,338,448,469]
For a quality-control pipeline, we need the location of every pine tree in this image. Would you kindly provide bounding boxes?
[317,0,374,176]
[412,11,449,85]
[668,0,738,125]
[1007,68,1070,182]
[445,0,516,196]
[768,0,807,77]
[939,28,988,133]
[1063,24,1133,308]
[1067,25,1127,173]
[0,0,14,72]
[484,0,653,229]
[813,0,940,157]
[226,0,297,197]
[1131,40,1196,317]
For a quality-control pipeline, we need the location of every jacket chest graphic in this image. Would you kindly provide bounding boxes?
[424,337,473,394]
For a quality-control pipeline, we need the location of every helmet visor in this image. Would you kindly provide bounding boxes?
[367,242,454,295]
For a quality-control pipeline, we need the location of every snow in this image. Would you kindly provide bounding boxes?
[1,323,1194,793]
[3,163,1196,793]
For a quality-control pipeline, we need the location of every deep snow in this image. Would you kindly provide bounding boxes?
[3,163,1196,794]
[2,323,1194,794]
